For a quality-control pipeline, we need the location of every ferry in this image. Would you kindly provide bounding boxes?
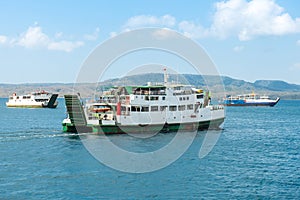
[62,71,225,134]
[6,90,58,108]
[223,93,280,107]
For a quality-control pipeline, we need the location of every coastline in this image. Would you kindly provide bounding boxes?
[1,74,300,99]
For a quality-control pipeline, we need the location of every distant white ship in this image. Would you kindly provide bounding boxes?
[223,93,280,107]
[6,90,58,108]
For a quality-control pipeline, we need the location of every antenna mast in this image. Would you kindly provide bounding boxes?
[164,67,169,86]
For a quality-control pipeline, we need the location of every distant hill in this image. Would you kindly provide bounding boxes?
[253,80,300,91]
[1,74,300,99]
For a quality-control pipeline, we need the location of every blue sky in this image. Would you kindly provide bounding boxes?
[0,0,299,84]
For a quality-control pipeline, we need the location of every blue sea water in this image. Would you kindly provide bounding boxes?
[0,98,299,199]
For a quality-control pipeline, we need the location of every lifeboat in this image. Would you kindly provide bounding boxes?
[90,104,111,113]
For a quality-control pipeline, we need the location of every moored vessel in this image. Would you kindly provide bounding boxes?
[6,90,59,108]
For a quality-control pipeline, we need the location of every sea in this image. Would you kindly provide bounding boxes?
[0,98,299,199]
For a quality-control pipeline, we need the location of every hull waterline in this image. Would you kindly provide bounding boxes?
[62,117,225,134]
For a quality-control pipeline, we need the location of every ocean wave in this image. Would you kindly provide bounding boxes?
[0,131,90,142]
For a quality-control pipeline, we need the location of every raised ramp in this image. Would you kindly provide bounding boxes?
[47,94,58,108]
[64,95,87,126]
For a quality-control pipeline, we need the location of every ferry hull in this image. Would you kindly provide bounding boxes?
[6,103,58,108]
[224,98,280,107]
[62,117,225,134]
[225,103,277,107]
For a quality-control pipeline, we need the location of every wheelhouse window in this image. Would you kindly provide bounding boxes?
[141,106,149,112]
[145,96,159,101]
[150,96,159,101]
[131,106,140,112]
[197,94,204,99]
[22,96,31,99]
[169,105,177,111]
[160,106,167,111]
[151,106,159,112]
[133,86,166,95]
[36,99,49,102]
[178,105,185,111]
[187,104,193,110]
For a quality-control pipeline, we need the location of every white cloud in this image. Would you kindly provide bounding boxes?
[0,35,7,44]
[123,15,176,29]
[48,41,84,52]
[210,0,300,41]
[84,27,100,41]
[161,0,300,41]
[17,26,50,48]
[178,21,209,39]
[1,24,102,52]
[233,45,244,52]
[13,25,85,52]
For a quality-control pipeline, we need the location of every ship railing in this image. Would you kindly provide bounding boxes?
[133,91,166,95]
[98,99,117,104]
[208,105,224,110]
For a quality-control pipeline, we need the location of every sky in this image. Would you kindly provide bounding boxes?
[0,0,299,84]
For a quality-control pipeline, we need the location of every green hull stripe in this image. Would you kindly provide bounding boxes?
[7,105,43,108]
[62,118,224,134]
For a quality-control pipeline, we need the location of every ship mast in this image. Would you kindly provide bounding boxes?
[163,68,169,86]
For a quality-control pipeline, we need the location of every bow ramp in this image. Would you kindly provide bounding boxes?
[64,95,87,126]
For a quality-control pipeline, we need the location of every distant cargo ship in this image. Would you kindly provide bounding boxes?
[6,90,58,108]
[223,93,280,107]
